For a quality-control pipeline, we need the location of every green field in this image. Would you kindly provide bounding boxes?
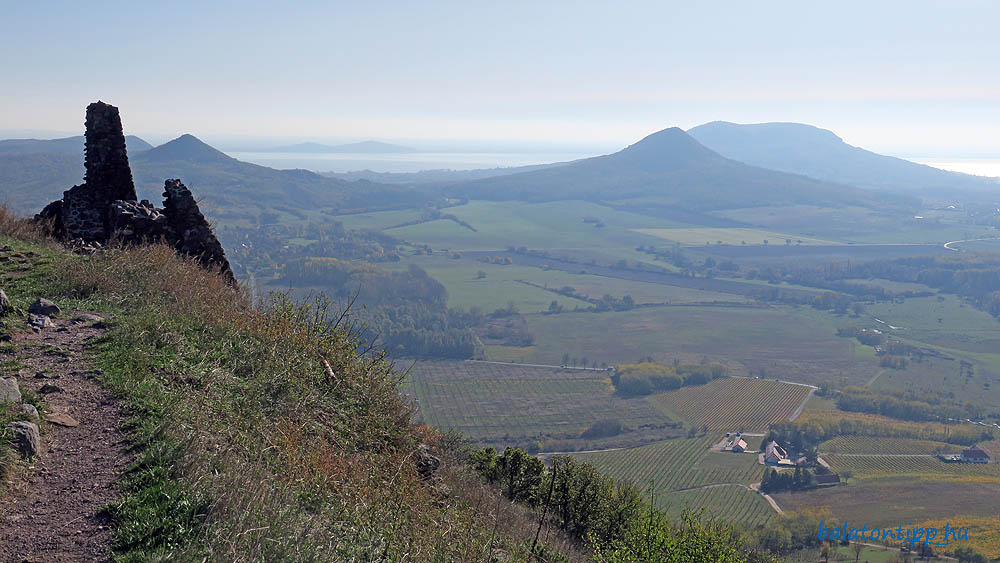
[573,437,774,527]
[386,254,747,313]
[648,377,812,431]
[865,294,1000,354]
[382,200,689,252]
[633,227,838,246]
[403,360,673,450]
[505,305,879,387]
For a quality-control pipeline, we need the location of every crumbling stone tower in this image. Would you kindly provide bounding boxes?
[83,101,138,202]
[36,102,236,286]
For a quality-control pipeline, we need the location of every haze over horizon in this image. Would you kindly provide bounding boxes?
[2,1,999,159]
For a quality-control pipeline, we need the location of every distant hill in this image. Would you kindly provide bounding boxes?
[0,135,152,155]
[443,127,914,213]
[688,121,999,196]
[261,140,416,153]
[0,134,435,218]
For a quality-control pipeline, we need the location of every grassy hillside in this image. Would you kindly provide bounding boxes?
[0,212,780,562]
[0,220,579,561]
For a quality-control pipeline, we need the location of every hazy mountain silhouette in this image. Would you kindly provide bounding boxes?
[261,140,416,153]
[688,121,998,195]
[138,134,238,164]
[0,135,152,155]
[445,127,910,211]
[0,134,434,217]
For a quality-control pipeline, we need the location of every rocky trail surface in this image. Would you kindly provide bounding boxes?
[0,310,127,562]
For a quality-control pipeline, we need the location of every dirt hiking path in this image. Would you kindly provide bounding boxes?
[0,314,128,562]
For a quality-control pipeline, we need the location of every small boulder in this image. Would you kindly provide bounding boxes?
[28,314,53,329]
[45,412,79,427]
[0,289,14,317]
[415,444,441,481]
[0,376,21,403]
[18,403,40,423]
[8,421,40,459]
[72,313,104,323]
[28,298,60,316]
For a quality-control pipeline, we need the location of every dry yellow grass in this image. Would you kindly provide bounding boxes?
[918,516,1000,559]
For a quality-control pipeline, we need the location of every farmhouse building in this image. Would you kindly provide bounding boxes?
[730,438,747,452]
[764,441,788,465]
[960,446,991,463]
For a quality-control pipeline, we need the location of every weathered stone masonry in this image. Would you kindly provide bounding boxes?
[35,101,235,285]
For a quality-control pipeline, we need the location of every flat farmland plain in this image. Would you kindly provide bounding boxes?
[519,306,879,387]
[647,378,813,431]
[403,360,673,450]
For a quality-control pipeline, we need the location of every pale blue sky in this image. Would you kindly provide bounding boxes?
[1,1,998,155]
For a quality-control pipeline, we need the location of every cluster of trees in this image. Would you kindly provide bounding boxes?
[776,254,1000,317]
[480,255,513,265]
[954,546,991,563]
[759,467,816,493]
[467,447,777,562]
[755,509,834,555]
[281,260,484,358]
[218,220,403,277]
[836,326,886,346]
[360,303,480,358]
[389,208,477,232]
[547,287,637,313]
[283,260,448,306]
[836,386,981,422]
[613,362,726,396]
[768,414,993,448]
[579,419,625,439]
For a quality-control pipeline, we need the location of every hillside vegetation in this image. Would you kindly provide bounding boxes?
[0,212,777,562]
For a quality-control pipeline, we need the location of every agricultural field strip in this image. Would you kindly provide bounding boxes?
[574,437,762,492]
[824,454,1000,478]
[649,378,813,431]
[461,250,824,300]
[406,360,666,439]
[819,435,964,455]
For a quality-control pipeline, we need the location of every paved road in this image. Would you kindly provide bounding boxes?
[748,482,784,515]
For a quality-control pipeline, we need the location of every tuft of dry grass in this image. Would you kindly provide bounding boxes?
[0,204,50,244]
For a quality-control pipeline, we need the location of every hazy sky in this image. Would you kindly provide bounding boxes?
[2,1,998,155]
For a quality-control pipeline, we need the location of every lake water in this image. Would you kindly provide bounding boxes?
[227,149,1000,179]
[905,157,1000,178]
[227,151,598,173]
